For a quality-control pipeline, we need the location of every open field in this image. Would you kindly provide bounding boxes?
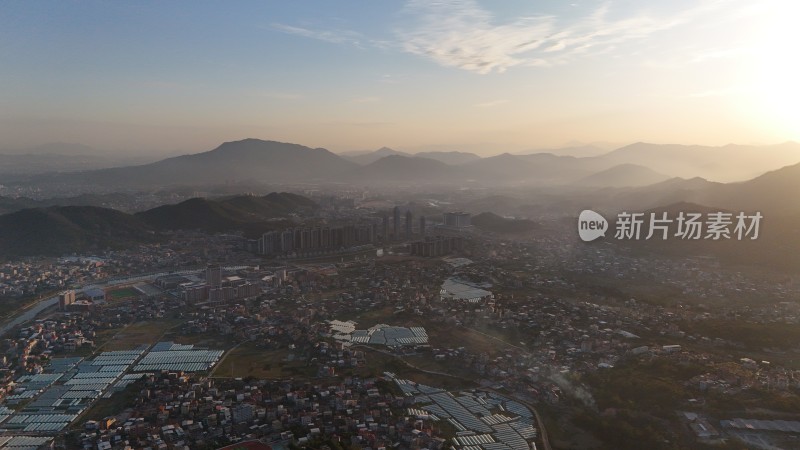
[171,332,239,349]
[402,354,475,379]
[212,344,313,379]
[537,404,602,450]
[336,305,397,323]
[102,318,185,351]
[78,384,138,423]
[67,382,142,434]
[353,347,477,391]
[209,338,476,389]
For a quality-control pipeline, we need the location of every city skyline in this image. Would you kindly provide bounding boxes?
[1,0,797,155]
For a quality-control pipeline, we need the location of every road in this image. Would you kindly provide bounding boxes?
[0,295,59,337]
[0,285,98,337]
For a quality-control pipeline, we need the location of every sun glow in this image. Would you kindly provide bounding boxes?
[752,0,800,139]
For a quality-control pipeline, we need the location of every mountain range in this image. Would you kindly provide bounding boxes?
[607,201,800,271]
[14,138,800,188]
[0,193,135,215]
[605,161,800,216]
[457,158,800,220]
[0,192,315,257]
[135,192,315,234]
[575,164,670,188]
[342,147,481,165]
[46,139,356,187]
[596,142,800,182]
[0,206,155,257]
[3,159,800,263]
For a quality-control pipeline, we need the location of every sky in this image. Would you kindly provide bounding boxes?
[0,0,797,156]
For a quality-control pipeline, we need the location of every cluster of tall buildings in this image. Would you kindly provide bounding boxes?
[409,236,465,257]
[407,212,470,257]
[257,223,378,256]
[58,290,76,310]
[443,211,472,228]
[382,206,427,242]
[251,209,468,258]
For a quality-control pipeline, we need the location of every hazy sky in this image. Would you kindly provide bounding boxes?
[0,0,797,155]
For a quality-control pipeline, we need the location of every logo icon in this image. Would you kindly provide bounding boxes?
[578,210,608,242]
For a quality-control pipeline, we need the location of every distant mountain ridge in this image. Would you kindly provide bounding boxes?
[517,145,608,158]
[702,159,800,215]
[52,139,358,186]
[15,138,800,188]
[576,164,670,188]
[609,160,800,215]
[0,193,136,215]
[352,155,455,181]
[135,192,315,233]
[607,201,800,271]
[0,206,155,257]
[593,141,800,182]
[415,151,481,165]
[0,192,316,257]
[344,147,410,165]
[343,147,481,165]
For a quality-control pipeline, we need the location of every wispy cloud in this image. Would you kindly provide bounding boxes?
[271,23,368,48]
[270,1,744,75]
[474,99,508,108]
[396,0,733,74]
[398,0,554,74]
